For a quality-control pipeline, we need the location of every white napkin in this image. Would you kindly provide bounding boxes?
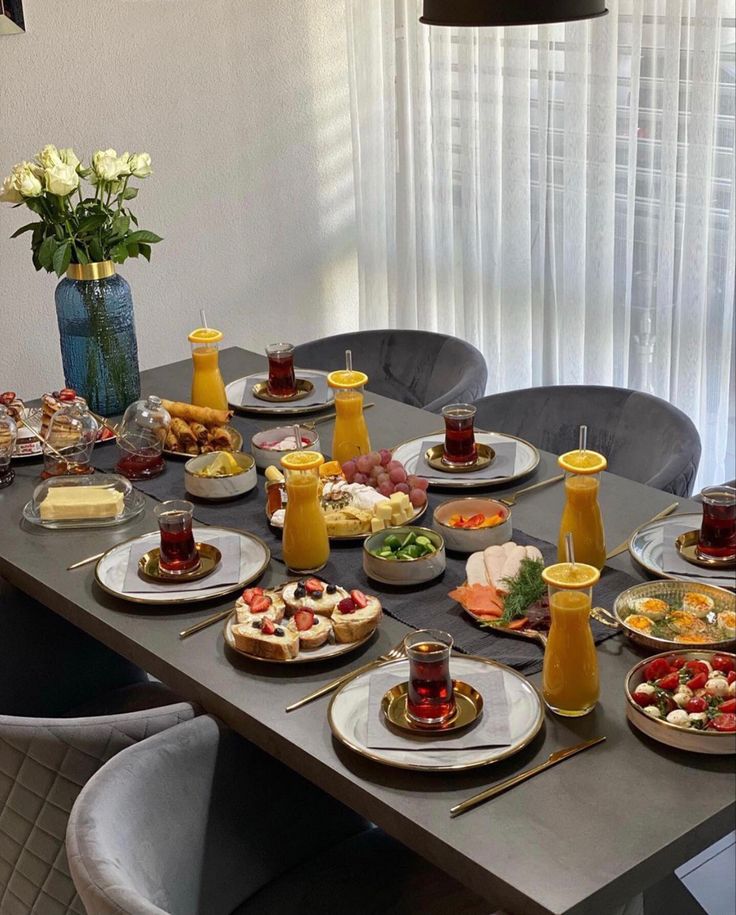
[658,529,736,588]
[414,441,519,481]
[366,667,511,751]
[240,370,331,407]
[122,532,242,594]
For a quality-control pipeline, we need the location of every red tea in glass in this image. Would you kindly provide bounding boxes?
[155,500,199,574]
[442,404,477,466]
[266,343,297,397]
[404,630,455,726]
[698,486,736,560]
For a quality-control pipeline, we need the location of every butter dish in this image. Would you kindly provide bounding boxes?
[22,473,146,529]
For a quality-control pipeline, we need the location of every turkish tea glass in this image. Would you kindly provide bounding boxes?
[698,486,736,561]
[442,404,477,466]
[404,629,455,726]
[266,343,297,397]
[154,500,199,574]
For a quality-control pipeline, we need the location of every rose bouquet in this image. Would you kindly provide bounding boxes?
[1,145,161,274]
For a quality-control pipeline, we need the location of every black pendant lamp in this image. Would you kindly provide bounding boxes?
[420,1,608,27]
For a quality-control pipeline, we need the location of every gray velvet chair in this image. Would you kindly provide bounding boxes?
[67,715,491,915]
[473,385,701,496]
[0,582,196,915]
[294,329,488,412]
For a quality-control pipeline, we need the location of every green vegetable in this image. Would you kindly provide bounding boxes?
[498,558,546,625]
[383,534,402,551]
[369,530,437,561]
[400,532,416,548]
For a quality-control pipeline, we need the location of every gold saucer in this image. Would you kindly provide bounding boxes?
[424,443,495,475]
[675,530,736,570]
[252,379,314,403]
[381,680,483,735]
[138,543,223,583]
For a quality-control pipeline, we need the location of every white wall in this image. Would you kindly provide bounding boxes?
[0,0,358,395]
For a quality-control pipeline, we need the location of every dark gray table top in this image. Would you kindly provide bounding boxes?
[1,347,733,915]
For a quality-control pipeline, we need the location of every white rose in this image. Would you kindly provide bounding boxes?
[59,148,81,171]
[12,162,43,198]
[0,175,23,203]
[92,148,127,181]
[44,162,80,197]
[128,152,152,178]
[36,144,63,170]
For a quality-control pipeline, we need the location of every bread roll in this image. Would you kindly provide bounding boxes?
[231,621,299,660]
[331,596,382,643]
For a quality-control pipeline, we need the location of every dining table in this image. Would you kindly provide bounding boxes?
[1,345,734,915]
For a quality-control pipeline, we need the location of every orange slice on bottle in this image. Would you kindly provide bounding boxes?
[188,328,223,344]
[558,450,607,474]
[327,370,368,390]
[280,450,324,472]
[542,562,601,589]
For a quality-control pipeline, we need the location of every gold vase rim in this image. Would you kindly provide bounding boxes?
[66,261,116,281]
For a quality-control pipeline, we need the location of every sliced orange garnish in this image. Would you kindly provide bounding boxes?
[542,562,600,589]
[558,449,607,474]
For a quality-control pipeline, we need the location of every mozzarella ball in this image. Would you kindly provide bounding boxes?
[673,690,692,708]
[688,712,708,727]
[705,678,730,698]
[643,705,662,718]
[729,681,736,698]
[635,682,658,697]
[666,709,691,728]
[709,668,728,680]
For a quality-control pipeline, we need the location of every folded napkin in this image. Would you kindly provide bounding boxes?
[240,370,331,408]
[414,440,519,481]
[657,529,736,589]
[122,533,242,594]
[366,666,511,751]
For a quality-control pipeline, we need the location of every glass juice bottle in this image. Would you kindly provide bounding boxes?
[327,369,371,465]
[280,451,330,573]
[557,448,607,570]
[542,562,600,717]
[189,327,228,410]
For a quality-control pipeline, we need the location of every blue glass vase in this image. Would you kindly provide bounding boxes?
[55,262,141,415]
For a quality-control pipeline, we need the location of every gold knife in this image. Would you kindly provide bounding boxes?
[450,736,606,817]
[605,502,679,560]
[67,552,105,570]
[179,608,233,639]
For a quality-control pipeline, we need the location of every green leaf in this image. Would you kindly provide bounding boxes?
[129,211,139,226]
[75,248,90,265]
[23,198,44,215]
[38,236,57,271]
[53,240,72,277]
[126,229,162,244]
[10,221,41,239]
[127,242,140,257]
[77,213,108,234]
[89,239,104,262]
[110,242,129,264]
[122,187,138,200]
[111,212,130,237]
[138,243,151,262]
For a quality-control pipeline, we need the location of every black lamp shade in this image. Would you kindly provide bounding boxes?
[420,1,608,27]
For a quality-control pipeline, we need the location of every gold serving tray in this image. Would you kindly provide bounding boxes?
[675,529,736,570]
[138,542,223,583]
[424,443,495,474]
[163,428,243,459]
[381,680,483,734]
[252,378,314,403]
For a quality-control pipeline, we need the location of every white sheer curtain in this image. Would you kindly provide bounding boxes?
[345,0,735,486]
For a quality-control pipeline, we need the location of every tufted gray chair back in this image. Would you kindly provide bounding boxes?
[473,385,702,496]
[294,329,488,412]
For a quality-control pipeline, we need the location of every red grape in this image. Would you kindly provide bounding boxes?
[353,472,368,485]
[394,482,410,494]
[378,482,393,497]
[379,449,392,466]
[342,460,356,481]
[388,466,407,484]
[387,460,403,472]
[356,455,372,474]
[412,477,429,491]
[368,451,382,466]
[377,473,390,486]
[409,488,427,507]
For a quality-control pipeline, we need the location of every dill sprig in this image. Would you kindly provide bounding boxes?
[498,558,546,625]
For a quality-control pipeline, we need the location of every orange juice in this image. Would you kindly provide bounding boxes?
[558,475,606,569]
[327,370,371,464]
[188,329,228,410]
[281,452,330,572]
[542,590,599,716]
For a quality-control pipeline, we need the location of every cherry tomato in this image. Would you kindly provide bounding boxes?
[58,388,77,402]
[685,697,707,714]
[727,671,736,685]
[657,672,680,692]
[718,698,736,714]
[685,660,709,678]
[644,658,672,681]
[632,690,654,707]
[686,672,707,691]
[711,654,736,675]
[669,656,687,670]
[710,714,736,732]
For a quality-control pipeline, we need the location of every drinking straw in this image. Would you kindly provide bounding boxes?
[200,309,208,330]
[564,531,576,567]
[578,424,587,455]
[345,349,352,372]
[293,424,302,450]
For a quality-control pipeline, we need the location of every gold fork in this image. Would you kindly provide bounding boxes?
[285,637,407,712]
[497,474,565,508]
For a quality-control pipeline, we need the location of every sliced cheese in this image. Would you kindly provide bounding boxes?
[39,486,124,521]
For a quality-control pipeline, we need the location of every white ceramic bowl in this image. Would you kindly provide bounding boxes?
[184,452,257,501]
[363,526,446,586]
[250,425,321,471]
[432,498,512,554]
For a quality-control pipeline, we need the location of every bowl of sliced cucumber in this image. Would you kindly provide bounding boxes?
[363,527,446,586]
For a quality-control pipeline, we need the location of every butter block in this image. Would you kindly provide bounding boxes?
[39,486,125,521]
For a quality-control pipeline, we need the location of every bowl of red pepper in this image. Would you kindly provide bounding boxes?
[432,497,512,554]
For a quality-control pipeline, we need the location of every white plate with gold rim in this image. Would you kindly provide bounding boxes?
[226,371,335,416]
[391,431,540,489]
[328,655,543,771]
[95,527,270,606]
